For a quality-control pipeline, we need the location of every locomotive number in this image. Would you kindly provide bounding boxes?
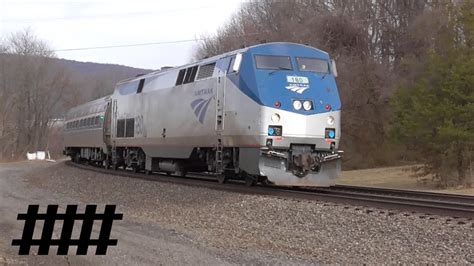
[287,76,309,84]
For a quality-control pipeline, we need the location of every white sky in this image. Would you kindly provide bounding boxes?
[0,0,244,69]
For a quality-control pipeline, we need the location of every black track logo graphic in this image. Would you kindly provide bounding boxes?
[12,205,123,255]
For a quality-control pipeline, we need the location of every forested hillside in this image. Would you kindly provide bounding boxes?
[57,58,151,106]
[0,30,151,161]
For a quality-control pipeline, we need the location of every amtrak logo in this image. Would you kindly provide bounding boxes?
[286,75,310,94]
[286,85,309,94]
[190,97,213,124]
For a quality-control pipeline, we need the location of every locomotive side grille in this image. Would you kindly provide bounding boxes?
[116,119,125,138]
[116,118,135,138]
[197,63,216,80]
[125,118,135,138]
[175,69,186,85]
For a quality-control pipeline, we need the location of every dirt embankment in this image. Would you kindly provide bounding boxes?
[339,165,474,195]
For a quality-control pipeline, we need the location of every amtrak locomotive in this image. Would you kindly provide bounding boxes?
[63,42,343,186]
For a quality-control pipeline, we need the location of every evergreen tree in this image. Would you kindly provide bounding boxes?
[391,2,473,187]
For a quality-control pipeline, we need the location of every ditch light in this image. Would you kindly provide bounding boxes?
[325,128,336,139]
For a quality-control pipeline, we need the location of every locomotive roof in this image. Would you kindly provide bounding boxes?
[116,42,328,85]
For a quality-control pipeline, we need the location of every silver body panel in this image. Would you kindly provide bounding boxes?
[111,75,341,150]
[109,72,341,186]
[63,97,109,151]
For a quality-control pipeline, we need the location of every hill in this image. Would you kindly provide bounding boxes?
[57,58,152,79]
[57,58,153,104]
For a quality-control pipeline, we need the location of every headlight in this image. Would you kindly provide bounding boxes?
[303,100,312,111]
[271,113,280,123]
[327,116,335,125]
[293,100,302,110]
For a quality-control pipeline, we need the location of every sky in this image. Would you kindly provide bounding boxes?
[0,0,245,69]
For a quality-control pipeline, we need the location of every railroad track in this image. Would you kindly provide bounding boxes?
[288,186,474,219]
[66,161,474,219]
[327,185,473,204]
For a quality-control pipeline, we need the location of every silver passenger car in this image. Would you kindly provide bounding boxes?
[63,96,110,163]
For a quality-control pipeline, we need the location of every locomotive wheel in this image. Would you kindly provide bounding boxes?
[145,170,152,175]
[260,177,271,186]
[104,160,110,170]
[133,165,140,173]
[244,173,256,187]
[73,153,81,164]
[176,170,187,177]
[113,163,118,171]
[217,175,226,184]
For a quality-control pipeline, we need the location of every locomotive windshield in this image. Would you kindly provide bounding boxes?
[255,55,292,70]
[296,57,329,73]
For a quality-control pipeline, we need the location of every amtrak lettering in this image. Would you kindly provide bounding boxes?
[194,88,213,96]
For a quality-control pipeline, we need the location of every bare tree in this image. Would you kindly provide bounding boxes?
[0,29,72,160]
[193,0,455,170]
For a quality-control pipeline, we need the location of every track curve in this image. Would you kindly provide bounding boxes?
[66,161,474,219]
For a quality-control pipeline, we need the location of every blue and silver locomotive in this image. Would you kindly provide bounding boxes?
[63,42,343,186]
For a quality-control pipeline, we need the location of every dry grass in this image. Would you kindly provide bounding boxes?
[339,165,474,196]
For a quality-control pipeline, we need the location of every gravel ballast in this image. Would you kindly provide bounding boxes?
[12,161,474,264]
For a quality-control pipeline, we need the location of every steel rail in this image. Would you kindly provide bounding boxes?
[66,161,474,219]
[281,187,474,219]
[328,185,474,204]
